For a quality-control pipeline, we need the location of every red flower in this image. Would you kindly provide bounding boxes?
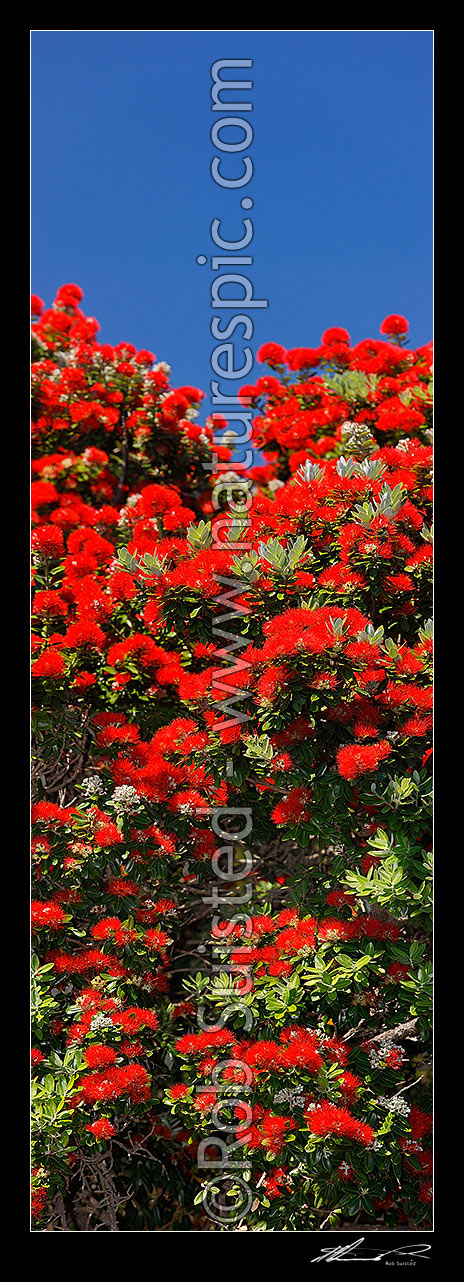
[31,900,67,931]
[175,1029,236,1056]
[168,1082,190,1101]
[321,326,350,345]
[31,525,64,559]
[73,671,97,689]
[144,927,171,953]
[336,740,392,780]
[84,1045,118,1069]
[305,1100,374,1145]
[115,1007,158,1034]
[286,347,320,370]
[32,651,66,678]
[263,1167,290,1198]
[380,314,409,337]
[31,293,44,316]
[80,1063,151,1104]
[85,1118,116,1139]
[257,342,287,366]
[271,786,312,826]
[55,282,84,306]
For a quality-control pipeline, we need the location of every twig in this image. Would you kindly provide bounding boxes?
[390,1073,426,1099]
[362,1018,418,1045]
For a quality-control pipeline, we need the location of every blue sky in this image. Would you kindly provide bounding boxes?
[32,30,433,416]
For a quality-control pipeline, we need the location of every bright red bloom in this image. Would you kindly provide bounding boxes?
[31,293,44,316]
[262,1167,290,1199]
[286,347,320,370]
[175,1029,236,1056]
[271,786,312,826]
[31,900,67,930]
[80,1063,151,1104]
[32,651,66,678]
[321,327,350,345]
[84,1045,118,1069]
[90,917,134,947]
[305,1100,374,1145]
[380,314,409,337]
[144,927,171,953]
[257,342,287,365]
[85,1118,116,1139]
[336,740,392,780]
[114,1007,159,1034]
[31,525,64,559]
[168,1082,190,1100]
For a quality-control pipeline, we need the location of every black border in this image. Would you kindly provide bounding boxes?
[22,25,443,1256]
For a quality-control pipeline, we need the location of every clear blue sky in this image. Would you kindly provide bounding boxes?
[32,30,433,414]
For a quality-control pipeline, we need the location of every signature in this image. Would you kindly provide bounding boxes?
[311,1237,431,1263]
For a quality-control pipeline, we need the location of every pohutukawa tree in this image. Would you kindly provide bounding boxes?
[31,287,432,1231]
